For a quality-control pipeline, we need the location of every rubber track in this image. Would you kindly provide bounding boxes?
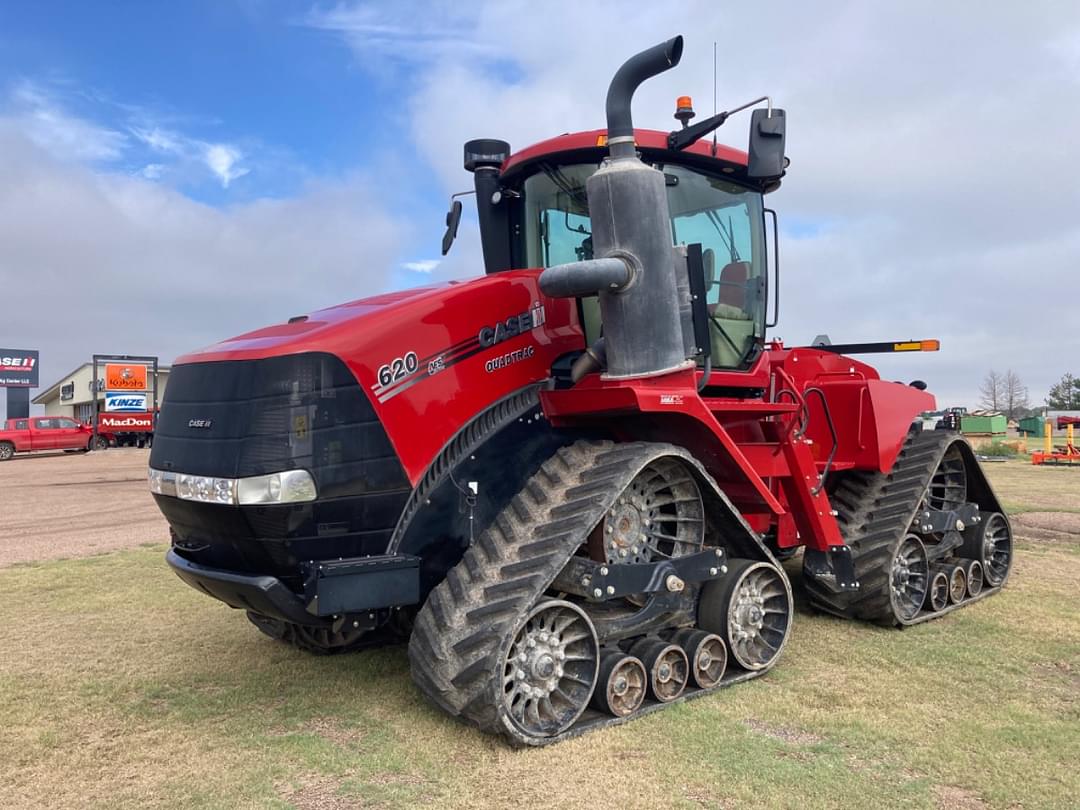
[408,440,730,746]
[803,430,992,625]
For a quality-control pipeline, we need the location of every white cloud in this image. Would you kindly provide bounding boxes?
[402,259,439,273]
[8,80,128,162]
[202,143,250,188]
[139,163,165,180]
[313,1,1080,407]
[0,130,409,395]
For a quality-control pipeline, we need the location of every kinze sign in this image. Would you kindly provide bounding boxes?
[105,364,147,391]
[105,393,149,413]
[98,413,154,432]
[0,349,39,388]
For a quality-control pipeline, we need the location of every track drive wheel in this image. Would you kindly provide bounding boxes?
[698,559,792,671]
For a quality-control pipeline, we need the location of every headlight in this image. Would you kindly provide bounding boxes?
[148,467,316,505]
[237,470,317,505]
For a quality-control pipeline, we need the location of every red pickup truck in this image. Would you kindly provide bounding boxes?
[0,416,112,461]
[1057,415,1080,431]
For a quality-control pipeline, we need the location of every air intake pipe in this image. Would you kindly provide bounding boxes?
[539,35,694,379]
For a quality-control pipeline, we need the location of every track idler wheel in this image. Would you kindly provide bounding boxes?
[962,512,1012,586]
[503,600,600,738]
[591,651,647,717]
[889,535,930,622]
[671,628,727,689]
[964,559,984,597]
[926,571,949,612]
[629,638,689,703]
[698,558,792,671]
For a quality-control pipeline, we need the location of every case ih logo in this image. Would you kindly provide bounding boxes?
[0,349,40,388]
[478,304,546,348]
[105,393,148,413]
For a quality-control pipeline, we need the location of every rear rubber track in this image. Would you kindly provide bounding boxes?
[803,430,1002,625]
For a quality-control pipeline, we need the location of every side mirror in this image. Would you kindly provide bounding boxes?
[747,108,786,179]
[441,199,463,256]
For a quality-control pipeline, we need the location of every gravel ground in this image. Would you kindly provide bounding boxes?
[0,448,168,567]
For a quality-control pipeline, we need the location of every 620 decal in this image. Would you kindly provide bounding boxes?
[377,352,419,387]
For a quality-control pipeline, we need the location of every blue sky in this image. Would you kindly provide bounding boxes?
[0,1,449,269]
[0,2,1078,412]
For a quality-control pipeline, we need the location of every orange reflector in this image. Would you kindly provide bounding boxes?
[595,134,608,146]
[893,340,940,352]
[676,95,693,110]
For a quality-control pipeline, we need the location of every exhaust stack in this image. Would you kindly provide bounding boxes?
[540,36,695,380]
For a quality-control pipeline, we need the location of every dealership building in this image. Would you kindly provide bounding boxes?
[32,362,170,423]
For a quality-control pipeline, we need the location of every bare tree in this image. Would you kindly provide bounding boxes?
[979,370,1003,412]
[1002,369,1029,421]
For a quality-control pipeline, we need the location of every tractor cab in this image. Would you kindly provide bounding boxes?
[448,118,784,371]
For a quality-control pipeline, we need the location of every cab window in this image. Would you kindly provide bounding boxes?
[521,161,766,368]
[57,418,79,429]
[14,419,28,430]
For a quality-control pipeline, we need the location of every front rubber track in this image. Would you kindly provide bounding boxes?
[408,440,739,746]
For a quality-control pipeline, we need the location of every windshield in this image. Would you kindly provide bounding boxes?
[522,162,767,368]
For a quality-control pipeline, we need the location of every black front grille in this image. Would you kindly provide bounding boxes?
[151,353,412,582]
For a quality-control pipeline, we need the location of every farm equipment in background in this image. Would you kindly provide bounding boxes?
[148,36,1013,746]
[1033,423,1080,466]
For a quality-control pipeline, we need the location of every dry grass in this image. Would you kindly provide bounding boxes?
[0,463,1077,809]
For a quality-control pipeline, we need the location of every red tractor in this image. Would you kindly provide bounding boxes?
[149,36,1012,745]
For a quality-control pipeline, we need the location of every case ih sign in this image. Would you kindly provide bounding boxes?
[0,350,39,387]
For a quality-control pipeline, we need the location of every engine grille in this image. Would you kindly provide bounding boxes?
[150,352,412,582]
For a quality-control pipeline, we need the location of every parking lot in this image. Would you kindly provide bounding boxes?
[0,449,168,567]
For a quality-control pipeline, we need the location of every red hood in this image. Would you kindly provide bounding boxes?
[176,281,461,364]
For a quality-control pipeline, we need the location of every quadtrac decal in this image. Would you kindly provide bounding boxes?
[371,303,546,404]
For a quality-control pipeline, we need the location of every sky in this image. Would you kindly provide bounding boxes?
[1,1,1078,413]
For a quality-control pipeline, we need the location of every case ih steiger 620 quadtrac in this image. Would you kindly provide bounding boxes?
[149,36,1012,745]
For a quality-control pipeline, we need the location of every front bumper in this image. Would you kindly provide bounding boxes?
[166,548,420,626]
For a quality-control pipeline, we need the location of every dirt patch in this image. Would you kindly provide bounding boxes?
[743,718,824,746]
[276,774,358,810]
[1012,512,1080,542]
[0,449,169,567]
[934,784,989,810]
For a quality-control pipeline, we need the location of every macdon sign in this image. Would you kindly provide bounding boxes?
[98,413,154,431]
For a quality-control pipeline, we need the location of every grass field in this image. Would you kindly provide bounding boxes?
[1,461,1078,809]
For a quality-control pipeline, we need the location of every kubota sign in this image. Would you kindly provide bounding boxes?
[0,349,39,387]
[105,364,147,391]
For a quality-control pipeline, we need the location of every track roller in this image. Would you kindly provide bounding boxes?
[629,638,689,702]
[698,558,792,671]
[962,512,1012,586]
[941,565,967,604]
[670,628,727,689]
[964,559,984,597]
[927,571,949,612]
[591,651,647,717]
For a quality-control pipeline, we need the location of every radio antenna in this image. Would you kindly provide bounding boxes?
[711,41,718,156]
